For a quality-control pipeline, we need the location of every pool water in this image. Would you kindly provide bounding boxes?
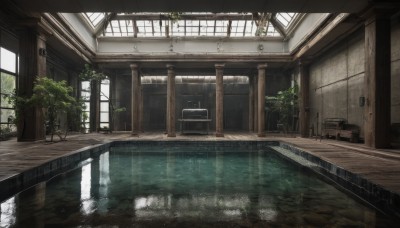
[0,144,398,227]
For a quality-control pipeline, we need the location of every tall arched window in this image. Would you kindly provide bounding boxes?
[99,79,110,129]
[0,47,17,133]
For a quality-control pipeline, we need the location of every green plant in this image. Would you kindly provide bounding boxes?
[79,64,108,132]
[266,85,299,133]
[100,91,126,133]
[79,64,108,82]
[29,77,80,142]
[66,98,87,135]
[0,126,11,140]
[168,12,183,23]
[2,89,27,125]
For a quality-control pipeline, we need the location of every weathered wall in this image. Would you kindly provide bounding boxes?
[308,30,365,136]
[46,48,83,131]
[307,16,400,138]
[391,19,400,124]
[112,73,290,132]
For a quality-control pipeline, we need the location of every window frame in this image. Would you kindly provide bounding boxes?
[0,47,18,132]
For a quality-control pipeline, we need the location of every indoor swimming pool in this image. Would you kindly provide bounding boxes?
[0,142,398,227]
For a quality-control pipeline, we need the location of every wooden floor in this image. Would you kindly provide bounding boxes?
[1,131,400,195]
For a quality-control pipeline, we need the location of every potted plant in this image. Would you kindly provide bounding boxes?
[266,85,299,134]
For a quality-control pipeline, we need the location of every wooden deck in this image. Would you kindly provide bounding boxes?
[1,131,400,196]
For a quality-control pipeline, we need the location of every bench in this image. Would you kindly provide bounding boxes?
[323,118,359,143]
[178,108,211,134]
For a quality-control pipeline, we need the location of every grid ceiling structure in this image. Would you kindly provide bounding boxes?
[83,12,300,38]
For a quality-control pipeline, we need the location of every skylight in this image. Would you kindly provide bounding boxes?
[90,12,301,38]
[275,13,297,28]
[84,12,106,27]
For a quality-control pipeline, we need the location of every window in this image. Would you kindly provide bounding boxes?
[84,13,106,27]
[80,79,110,132]
[0,47,17,132]
[100,79,110,129]
[275,13,297,28]
[98,13,289,37]
[80,81,91,133]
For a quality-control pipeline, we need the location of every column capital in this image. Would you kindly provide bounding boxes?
[257,63,268,69]
[130,63,139,70]
[215,63,225,69]
[166,64,175,70]
[362,6,396,22]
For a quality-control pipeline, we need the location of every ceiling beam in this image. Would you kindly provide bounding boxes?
[10,0,370,13]
[293,13,350,59]
[115,13,254,21]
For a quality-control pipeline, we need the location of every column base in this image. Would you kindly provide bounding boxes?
[167,133,176,137]
[216,133,224,137]
[257,133,265,137]
[131,132,139,137]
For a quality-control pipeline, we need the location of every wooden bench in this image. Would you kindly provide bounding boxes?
[323,118,359,143]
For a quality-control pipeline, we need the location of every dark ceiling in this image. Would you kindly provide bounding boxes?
[10,0,371,13]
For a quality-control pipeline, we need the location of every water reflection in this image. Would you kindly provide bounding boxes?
[98,152,110,214]
[0,146,394,227]
[80,163,93,215]
[0,197,16,227]
[130,194,276,221]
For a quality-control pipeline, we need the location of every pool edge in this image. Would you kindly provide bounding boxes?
[277,142,400,219]
[1,139,399,220]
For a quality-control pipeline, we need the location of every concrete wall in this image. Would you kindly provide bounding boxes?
[288,13,330,53]
[112,73,290,132]
[391,19,400,124]
[46,48,83,132]
[59,13,97,51]
[306,17,400,138]
[308,31,365,136]
[98,37,286,54]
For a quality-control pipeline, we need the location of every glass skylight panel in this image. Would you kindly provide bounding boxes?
[199,20,214,36]
[186,20,200,36]
[230,20,246,37]
[276,13,297,28]
[171,20,185,37]
[266,23,281,37]
[153,20,165,37]
[244,20,257,37]
[104,26,113,36]
[85,13,106,27]
[215,20,228,36]
[136,20,153,37]
[98,12,296,37]
[126,21,134,35]
[119,20,126,31]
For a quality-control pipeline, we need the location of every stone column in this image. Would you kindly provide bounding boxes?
[139,87,143,132]
[215,64,225,137]
[253,75,258,133]
[130,64,140,136]
[257,64,267,137]
[167,64,176,137]
[248,76,254,132]
[90,79,100,132]
[364,11,391,148]
[17,28,47,141]
[299,61,310,138]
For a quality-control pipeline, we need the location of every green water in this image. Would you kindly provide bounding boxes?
[0,144,397,227]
